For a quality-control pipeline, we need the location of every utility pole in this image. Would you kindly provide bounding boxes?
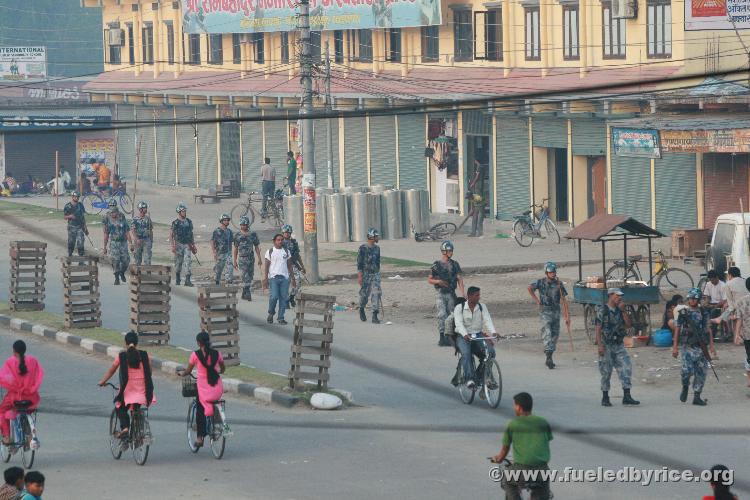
[299,0,319,282]
[325,41,334,189]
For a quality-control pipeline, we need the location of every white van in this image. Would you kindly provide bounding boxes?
[707,213,750,278]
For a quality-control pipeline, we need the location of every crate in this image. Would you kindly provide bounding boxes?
[288,292,336,391]
[671,229,711,259]
[62,256,101,328]
[9,241,46,311]
[129,265,171,344]
[198,286,241,366]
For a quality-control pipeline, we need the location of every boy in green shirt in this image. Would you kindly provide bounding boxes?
[287,151,297,195]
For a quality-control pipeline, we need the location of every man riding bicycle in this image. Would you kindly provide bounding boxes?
[453,286,497,389]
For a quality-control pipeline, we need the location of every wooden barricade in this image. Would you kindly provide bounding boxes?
[198,286,241,367]
[9,241,46,311]
[289,293,336,391]
[62,256,101,329]
[129,265,171,344]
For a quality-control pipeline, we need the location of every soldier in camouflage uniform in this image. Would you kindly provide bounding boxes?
[233,216,262,301]
[131,201,153,266]
[171,203,196,286]
[674,287,715,406]
[212,213,234,285]
[595,288,640,407]
[528,262,570,369]
[282,224,307,308]
[428,241,465,346]
[63,191,88,257]
[358,228,382,324]
[103,207,132,285]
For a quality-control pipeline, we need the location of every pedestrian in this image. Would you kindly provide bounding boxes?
[468,159,486,237]
[263,234,295,325]
[282,224,306,308]
[131,201,153,266]
[0,467,23,500]
[703,464,737,500]
[171,203,196,287]
[357,228,382,324]
[492,392,553,500]
[732,277,750,388]
[595,288,640,407]
[527,262,570,369]
[453,286,497,388]
[63,191,88,257]
[286,151,297,195]
[211,214,234,285]
[427,240,465,347]
[19,471,43,500]
[96,162,111,196]
[260,157,276,220]
[673,287,715,406]
[233,216,262,301]
[103,207,132,285]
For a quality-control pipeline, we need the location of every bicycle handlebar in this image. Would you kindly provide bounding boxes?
[102,382,118,391]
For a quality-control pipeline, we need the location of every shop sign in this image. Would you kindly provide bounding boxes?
[685,0,750,30]
[661,129,750,153]
[0,114,109,131]
[612,128,661,158]
[0,47,46,80]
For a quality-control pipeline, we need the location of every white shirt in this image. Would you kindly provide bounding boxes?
[453,301,495,337]
[702,280,726,305]
[725,276,749,311]
[265,246,290,278]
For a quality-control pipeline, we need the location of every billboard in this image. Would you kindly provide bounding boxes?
[612,128,661,158]
[0,47,46,80]
[685,0,750,30]
[181,0,442,33]
[661,129,750,153]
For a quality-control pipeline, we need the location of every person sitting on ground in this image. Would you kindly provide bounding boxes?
[702,464,737,500]
[662,299,678,334]
[0,467,24,500]
[19,471,43,500]
[1,172,17,194]
[0,341,44,446]
[17,176,33,195]
[703,270,727,310]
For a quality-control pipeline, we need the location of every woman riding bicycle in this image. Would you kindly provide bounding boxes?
[181,332,225,448]
[0,341,44,445]
[98,331,155,438]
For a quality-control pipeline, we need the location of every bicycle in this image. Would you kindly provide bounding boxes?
[0,400,39,469]
[230,191,265,228]
[103,382,152,466]
[605,249,694,302]
[230,189,284,230]
[412,222,457,242]
[452,335,502,408]
[488,457,553,499]
[512,199,560,247]
[182,374,231,459]
[82,189,133,216]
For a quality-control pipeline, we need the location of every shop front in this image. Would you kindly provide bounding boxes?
[426,113,459,213]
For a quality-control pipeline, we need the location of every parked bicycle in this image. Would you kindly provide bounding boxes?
[512,199,560,247]
[103,382,152,466]
[181,374,231,459]
[0,399,39,469]
[412,222,457,242]
[605,249,694,302]
[230,189,284,230]
[452,336,502,408]
[82,189,133,216]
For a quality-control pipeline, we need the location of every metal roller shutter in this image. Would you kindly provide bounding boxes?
[220,121,241,184]
[4,132,75,182]
[703,153,749,229]
[175,107,197,188]
[197,108,218,188]
[572,119,606,156]
[313,118,338,188]
[240,110,263,192]
[397,114,426,189]
[344,116,367,186]
[463,110,491,135]
[532,117,567,149]
[135,107,156,184]
[368,115,397,186]
[116,105,136,181]
[655,153,697,233]
[154,107,176,186]
[497,117,530,217]
[611,154,651,224]
[264,115,288,171]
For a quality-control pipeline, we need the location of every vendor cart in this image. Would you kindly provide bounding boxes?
[565,214,664,344]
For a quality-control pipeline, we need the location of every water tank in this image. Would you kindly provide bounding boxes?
[283,195,304,239]
[381,189,404,239]
[315,189,329,243]
[349,192,369,242]
[403,189,430,234]
[326,193,350,242]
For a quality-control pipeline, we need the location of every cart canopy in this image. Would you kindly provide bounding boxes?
[565,214,664,242]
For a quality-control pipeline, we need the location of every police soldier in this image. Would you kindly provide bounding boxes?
[595,288,640,407]
[467,159,486,238]
[131,201,153,265]
[212,214,234,285]
[673,287,716,406]
[171,203,196,286]
[103,207,132,285]
[102,198,117,226]
[428,241,465,347]
[233,216,262,301]
[527,262,570,369]
[282,224,306,308]
[358,228,382,324]
[63,191,88,257]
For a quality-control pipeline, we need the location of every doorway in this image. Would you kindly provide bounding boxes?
[466,135,491,215]
[547,148,568,222]
[588,156,607,217]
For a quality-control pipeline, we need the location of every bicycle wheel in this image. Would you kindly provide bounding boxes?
[512,220,534,247]
[657,268,694,302]
[186,402,199,453]
[230,204,253,229]
[209,416,226,460]
[20,417,33,469]
[483,359,503,409]
[272,203,284,230]
[543,220,561,244]
[82,193,103,215]
[430,222,457,239]
[636,305,652,337]
[118,193,133,215]
[109,409,123,460]
[605,263,639,283]
[583,304,597,344]
[132,412,150,466]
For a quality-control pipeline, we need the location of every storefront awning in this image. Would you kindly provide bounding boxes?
[0,106,111,132]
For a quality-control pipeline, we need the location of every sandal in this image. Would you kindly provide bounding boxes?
[195,436,204,448]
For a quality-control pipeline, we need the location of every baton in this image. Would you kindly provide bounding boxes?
[193,253,202,267]
[85,233,98,252]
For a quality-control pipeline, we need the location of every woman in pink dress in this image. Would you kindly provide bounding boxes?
[98,331,155,437]
[182,331,224,447]
[0,340,44,444]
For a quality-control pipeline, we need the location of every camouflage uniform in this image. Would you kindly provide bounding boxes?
[212,226,234,284]
[676,307,710,393]
[105,218,131,275]
[132,214,153,265]
[430,259,463,340]
[357,243,382,313]
[171,218,194,277]
[530,278,568,354]
[234,230,260,285]
[64,201,86,256]
[283,237,304,300]
[595,305,633,391]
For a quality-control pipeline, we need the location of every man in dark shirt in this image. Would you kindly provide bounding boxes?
[63,191,88,256]
[171,203,196,286]
[358,228,382,324]
[212,214,234,285]
[427,240,465,346]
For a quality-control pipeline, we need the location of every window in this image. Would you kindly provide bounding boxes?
[281,32,290,64]
[385,28,401,62]
[311,31,322,64]
[141,23,154,64]
[602,2,626,58]
[347,29,372,63]
[453,9,473,62]
[421,25,439,62]
[562,5,579,60]
[105,25,121,65]
[485,8,502,61]
[232,33,242,64]
[334,30,344,63]
[251,33,264,64]
[186,33,201,65]
[127,23,135,65]
[166,22,175,64]
[524,7,540,60]
[209,34,223,64]
[647,0,671,57]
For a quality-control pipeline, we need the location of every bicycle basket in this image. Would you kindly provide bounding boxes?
[181,377,197,398]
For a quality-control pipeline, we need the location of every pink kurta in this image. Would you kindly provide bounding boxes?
[190,351,224,417]
[112,356,156,406]
[0,355,44,436]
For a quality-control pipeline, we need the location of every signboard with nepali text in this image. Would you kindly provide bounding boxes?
[685,0,750,30]
[181,0,442,33]
[0,47,46,80]
[661,129,750,153]
[612,128,661,158]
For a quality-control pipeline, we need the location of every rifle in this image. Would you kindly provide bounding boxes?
[679,310,720,383]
